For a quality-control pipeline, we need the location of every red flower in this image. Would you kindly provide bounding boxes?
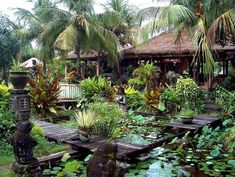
[225,112,229,117]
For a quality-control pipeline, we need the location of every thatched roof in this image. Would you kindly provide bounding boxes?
[66,50,99,60]
[124,31,235,57]
[65,45,132,60]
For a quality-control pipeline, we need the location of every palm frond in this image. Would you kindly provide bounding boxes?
[208,9,235,45]
[85,18,122,66]
[160,5,196,26]
[13,8,39,25]
[54,23,78,50]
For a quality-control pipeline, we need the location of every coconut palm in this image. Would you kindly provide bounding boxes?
[0,13,20,85]
[13,0,69,70]
[52,0,122,79]
[102,0,139,45]
[139,0,235,85]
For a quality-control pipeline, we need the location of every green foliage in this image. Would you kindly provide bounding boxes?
[90,102,124,137]
[179,108,196,117]
[43,153,85,177]
[128,78,145,90]
[195,126,222,150]
[125,86,143,109]
[75,109,98,132]
[31,124,66,157]
[121,134,149,145]
[176,78,204,111]
[49,60,76,82]
[0,13,20,84]
[80,76,105,100]
[226,127,235,152]
[10,59,26,72]
[127,110,144,125]
[28,67,61,119]
[221,62,235,90]
[0,152,14,166]
[214,85,235,113]
[142,84,163,111]
[160,84,179,113]
[0,110,15,145]
[103,80,116,102]
[161,84,178,104]
[132,62,156,90]
[0,84,10,110]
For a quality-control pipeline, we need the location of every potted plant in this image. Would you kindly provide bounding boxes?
[179,108,197,124]
[75,110,98,143]
[9,59,29,89]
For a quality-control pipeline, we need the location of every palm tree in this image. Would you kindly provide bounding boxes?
[13,0,69,71]
[139,0,235,86]
[102,0,139,45]
[52,0,122,79]
[0,13,20,85]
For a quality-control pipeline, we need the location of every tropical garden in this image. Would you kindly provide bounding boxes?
[0,0,235,176]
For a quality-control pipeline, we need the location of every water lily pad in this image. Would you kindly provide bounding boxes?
[228,160,235,167]
[210,149,220,157]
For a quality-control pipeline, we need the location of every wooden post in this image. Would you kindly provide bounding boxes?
[96,58,100,77]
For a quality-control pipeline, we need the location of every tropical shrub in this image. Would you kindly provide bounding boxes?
[161,84,179,113]
[176,78,204,111]
[89,102,124,137]
[214,85,235,113]
[125,87,143,109]
[128,78,145,90]
[0,84,10,110]
[226,126,235,152]
[166,71,181,86]
[48,60,76,81]
[131,62,156,90]
[221,64,235,90]
[31,124,66,156]
[178,108,197,117]
[142,84,163,111]
[80,76,105,100]
[75,110,98,133]
[103,80,116,102]
[0,110,15,145]
[28,67,61,119]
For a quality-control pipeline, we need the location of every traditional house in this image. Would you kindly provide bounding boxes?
[122,31,235,84]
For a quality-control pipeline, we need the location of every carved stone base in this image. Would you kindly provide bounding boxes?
[12,161,43,177]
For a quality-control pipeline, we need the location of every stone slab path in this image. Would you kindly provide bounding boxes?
[33,120,78,142]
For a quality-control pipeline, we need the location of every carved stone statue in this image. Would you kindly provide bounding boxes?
[11,121,42,176]
[117,85,127,111]
[87,142,121,177]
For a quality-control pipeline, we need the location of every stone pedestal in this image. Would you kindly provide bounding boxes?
[9,89,31,124]
[11,121,42,177]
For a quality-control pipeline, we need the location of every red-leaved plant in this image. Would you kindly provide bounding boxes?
[28,66,61,120]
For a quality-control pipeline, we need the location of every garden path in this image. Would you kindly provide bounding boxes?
[33,120,78,142]
[164,114,220,131]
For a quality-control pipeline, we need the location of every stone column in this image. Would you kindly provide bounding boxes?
[9,89,31,125]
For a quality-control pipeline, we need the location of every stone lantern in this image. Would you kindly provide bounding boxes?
[9,89,31,124]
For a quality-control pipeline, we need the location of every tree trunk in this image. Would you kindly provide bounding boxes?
[75,44,82,79]
[96,58,100,77]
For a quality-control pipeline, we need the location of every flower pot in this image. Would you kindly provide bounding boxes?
[78,130,91,143]
[181,116,194,124]
[9,72,30,89]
